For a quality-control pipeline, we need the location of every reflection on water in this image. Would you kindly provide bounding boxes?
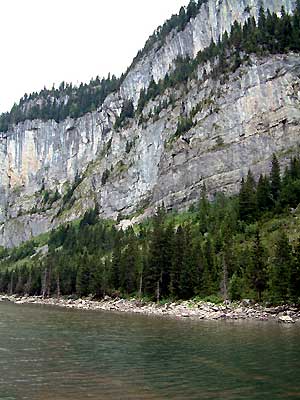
[0,301,299,400]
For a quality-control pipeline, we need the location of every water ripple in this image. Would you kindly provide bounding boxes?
[0,302,299,400]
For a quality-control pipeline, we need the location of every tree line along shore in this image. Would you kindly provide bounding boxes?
[0,154,300,307]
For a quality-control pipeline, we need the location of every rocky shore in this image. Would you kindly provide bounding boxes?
[1,295,299,324]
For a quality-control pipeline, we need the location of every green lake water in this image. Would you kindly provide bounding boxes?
[0,301,299,400]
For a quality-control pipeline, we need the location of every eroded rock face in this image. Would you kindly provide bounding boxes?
[120,0,296,104]
[1,53,300,247]
[0,0,299,247]
[95,54,300,215]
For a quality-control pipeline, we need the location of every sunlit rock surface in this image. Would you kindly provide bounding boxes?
[0,0,299,247]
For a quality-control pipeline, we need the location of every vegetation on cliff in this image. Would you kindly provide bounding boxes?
[0,75,120,132]
[137,3,300,113]
[0,0,205,133]
[123,0,207,78]
[0,154,300,305]
[1,3,300,133]
[1,3,300,306]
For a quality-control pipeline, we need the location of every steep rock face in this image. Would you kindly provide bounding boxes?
[155,55,300,205]
[91,54,300,216]
[120,0,296,103]
[0,100,120,219]
[1,53,300,247]
[0,0,299,247]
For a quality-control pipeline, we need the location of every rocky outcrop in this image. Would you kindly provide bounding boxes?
[1,53,300,247]
[120,0,296,104]
[0,0,299,247]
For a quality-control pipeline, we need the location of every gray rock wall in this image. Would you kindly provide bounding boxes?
[120,0,296,104]
[0,0,299,247]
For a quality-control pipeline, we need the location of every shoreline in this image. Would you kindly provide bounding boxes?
[1,294,299,324]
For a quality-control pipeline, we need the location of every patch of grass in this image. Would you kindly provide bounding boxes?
[114,160,129,175]
[34,231,50,247]
[200,294,224,304]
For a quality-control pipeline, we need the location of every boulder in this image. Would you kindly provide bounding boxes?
[278,315,295,324]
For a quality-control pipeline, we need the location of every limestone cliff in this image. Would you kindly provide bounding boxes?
[121,0,296,103]
[0,0,299,247]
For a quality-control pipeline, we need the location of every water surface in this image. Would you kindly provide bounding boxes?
[0,301,299,399]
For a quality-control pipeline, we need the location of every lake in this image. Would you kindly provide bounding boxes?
[0,301,299,399]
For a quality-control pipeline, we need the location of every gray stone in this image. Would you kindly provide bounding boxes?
[120,0,295,105]
[0,1,298,247]
[278,315,295,323]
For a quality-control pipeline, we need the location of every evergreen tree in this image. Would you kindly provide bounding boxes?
[197,184,210,234]
[270,153,281,204]
[229,272,243,300]
[256,174,272,213]
[76,250,90,297]
[249,231,267,301]
[291,239,300,303]
[89,256,105,298]
[238,171,257,222]
[269,231,292,303]
[279,157,300,208]
[186,0,198,19]
[110,237,122,291]
[2,149,300,305]
[144,206,168,300]
[178,225,197,299]
[119,229,138,295]
[169,225,185,298]
[200,237,217,296]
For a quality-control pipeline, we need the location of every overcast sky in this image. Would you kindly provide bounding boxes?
[0,0,189,113]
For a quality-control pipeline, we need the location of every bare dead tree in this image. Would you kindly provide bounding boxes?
[56,270,61,299]
[9,271,14,295]
[25,270,32,295]
[47,264,52,298]
[42,268,48,299]
[138,273,143,299]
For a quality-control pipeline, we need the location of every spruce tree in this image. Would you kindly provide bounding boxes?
[178,225,197,299]
[111,239,122,291]
[119,231,138,295]
[76,251,90,297]
[249,231,267,301]
[238,171,257,222]
[160,222,174,298]
[197,184,210,234]
[270,154,281,204]
[256,174,272,213]
[269,230,292,303]
[144,206,167,300]
[169,226,185,298]
[291,239,300,303]
[200,237,217,296]
[89,257,105,298]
